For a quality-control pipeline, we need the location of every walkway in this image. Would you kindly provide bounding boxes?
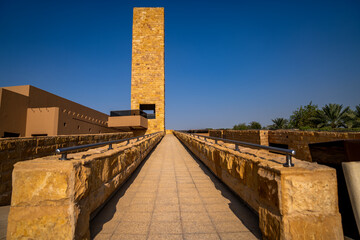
[0,205,10,240]
[91,134,261,240]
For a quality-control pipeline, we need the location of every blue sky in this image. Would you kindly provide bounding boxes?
[1,0,359,129]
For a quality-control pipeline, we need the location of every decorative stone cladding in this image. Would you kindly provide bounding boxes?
[7,132,164,239]
[0,132,132,206]
[131,8,165,134]
[174,131,343,240]
[209,130,360,162]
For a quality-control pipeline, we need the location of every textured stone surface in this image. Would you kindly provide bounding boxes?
[7,205,73,240]
[91,134,261,239]
[7,132,164,239]
[131,8,165,134]
[0,132,132,206]
[11,161,72,206]
[174,131,344,240]
[209,129,360,162]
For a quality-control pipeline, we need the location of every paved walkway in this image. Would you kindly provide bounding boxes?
[91,134,261,240]
[0,205,10,240]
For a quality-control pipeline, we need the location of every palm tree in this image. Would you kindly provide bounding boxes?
[271,118,288,129]
[353,104,360,128]
[312,103,350,128]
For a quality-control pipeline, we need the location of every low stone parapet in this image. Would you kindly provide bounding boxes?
[7,132,164,239]
[174,131,343,240]
[0,132,133,206]
[209,129,360,162]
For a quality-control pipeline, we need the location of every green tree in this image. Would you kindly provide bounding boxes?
[233,123,248,130]
[347,104,360,128]
[311,103,350,128]
[354,105,360,127]
[289,101,318,129]
[248,121,262,129]
[270,118,289,129]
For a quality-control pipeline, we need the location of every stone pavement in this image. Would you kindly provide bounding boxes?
[91,134,261,240]
[0,205,10,240]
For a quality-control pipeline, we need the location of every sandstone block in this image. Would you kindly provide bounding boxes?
[11,160,73,206]
[7,205,73,240]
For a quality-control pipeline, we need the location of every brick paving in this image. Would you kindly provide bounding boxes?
[0,205,10,240]
[91,134,261,240]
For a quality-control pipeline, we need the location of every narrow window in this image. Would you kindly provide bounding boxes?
[3,132,20,138]
[140,104,156,119]
[31,134,48,137]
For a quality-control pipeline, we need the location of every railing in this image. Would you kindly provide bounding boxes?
[175,131,296,167]
[55,132,162,160]
[110,110,148,118]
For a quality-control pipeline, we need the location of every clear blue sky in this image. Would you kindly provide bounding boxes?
[1,0,359,129]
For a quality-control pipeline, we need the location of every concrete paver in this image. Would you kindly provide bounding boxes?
[90,134,261,240]
[0,205,10,240]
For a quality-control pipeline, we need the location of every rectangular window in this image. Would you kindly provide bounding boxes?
[3,132,20,138]
[140,104,156,119]
[31,134,48,137]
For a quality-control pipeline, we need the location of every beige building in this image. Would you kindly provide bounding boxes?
[131,8,165,134]
[0,85,118,137]
[1,8,165,137]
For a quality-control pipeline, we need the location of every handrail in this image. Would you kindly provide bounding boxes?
[55,132,162,160]
[175,131,295,167]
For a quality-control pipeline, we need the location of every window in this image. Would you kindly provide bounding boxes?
[140,104,156,119]
[3,132,20,138]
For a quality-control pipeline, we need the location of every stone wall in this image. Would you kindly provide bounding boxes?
[7,132,164,239]
[268,130,360,162]
[0,132,133,205]
[209,129,360,162]
[210,130,268,145]
[174,131,343,240]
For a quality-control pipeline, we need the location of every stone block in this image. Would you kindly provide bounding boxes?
[282,213,343,239]
[11,160,73,206]
[281,169,339,215]
[7,205,73,240]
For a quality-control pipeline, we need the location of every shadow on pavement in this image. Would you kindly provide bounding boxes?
[90,139,161,239]
[178,139,262,239]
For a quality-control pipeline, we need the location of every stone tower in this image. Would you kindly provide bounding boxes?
[131,8,165,134]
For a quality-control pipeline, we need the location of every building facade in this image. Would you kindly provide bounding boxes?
[0,85,117,137]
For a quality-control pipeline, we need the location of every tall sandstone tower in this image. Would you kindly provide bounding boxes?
[131,8,165,134]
